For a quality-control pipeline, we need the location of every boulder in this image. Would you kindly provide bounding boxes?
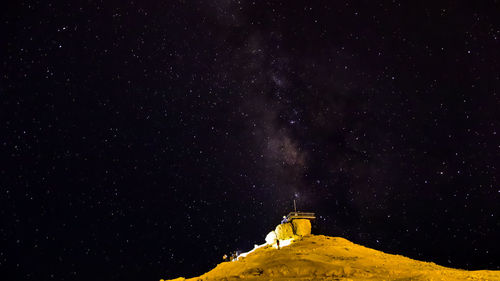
[292,219,311,236]
[275,222,294,240]
[265,231,277,245]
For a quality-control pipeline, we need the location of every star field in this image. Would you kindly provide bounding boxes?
[1,1,500,280]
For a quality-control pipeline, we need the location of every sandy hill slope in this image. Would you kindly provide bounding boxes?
[165,235,500,281]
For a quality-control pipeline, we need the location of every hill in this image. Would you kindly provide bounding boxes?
[163,234,500,281]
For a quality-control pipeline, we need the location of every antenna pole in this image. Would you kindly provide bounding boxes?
[294,199,297,213]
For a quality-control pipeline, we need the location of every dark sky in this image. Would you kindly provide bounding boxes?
[2,1,500,280]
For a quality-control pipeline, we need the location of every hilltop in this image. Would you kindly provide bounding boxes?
[164,234,500,281]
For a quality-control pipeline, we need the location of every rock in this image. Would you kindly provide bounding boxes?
[265,231,277,245]
[275,222,294,240]
[292,219,311,236]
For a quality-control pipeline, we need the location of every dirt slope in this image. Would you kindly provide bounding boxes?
[164,235,500,281]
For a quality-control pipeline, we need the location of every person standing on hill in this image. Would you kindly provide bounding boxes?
[276,239,280,250]
[281,216,288,224]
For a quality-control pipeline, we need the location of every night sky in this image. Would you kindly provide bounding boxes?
[2,1,500,280]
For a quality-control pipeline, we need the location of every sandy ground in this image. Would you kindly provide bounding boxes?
[164,235,500,281]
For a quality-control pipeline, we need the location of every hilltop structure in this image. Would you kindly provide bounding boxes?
[269,201,315,244]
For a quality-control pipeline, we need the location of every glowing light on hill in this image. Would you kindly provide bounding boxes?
[236,238,295,260]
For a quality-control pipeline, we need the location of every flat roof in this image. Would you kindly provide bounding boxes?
[286,211,316,220]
